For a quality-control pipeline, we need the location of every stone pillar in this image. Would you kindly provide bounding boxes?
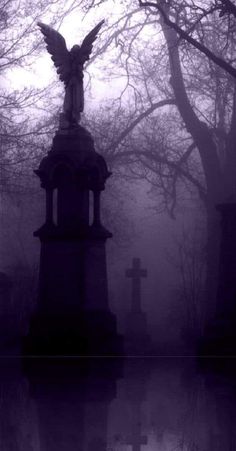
[93,190,101,226]
[45,187,53,225]
[0,272,14,349]
[23,125,123,356]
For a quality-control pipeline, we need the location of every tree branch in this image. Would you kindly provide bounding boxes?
[111,148,207,202]
[221,0,236,18]
[139,0,236,79]
[105,98,175,152]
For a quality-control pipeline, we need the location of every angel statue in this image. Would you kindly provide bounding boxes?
[38,20,104,127]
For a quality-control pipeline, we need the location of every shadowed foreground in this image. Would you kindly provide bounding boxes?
[1,356,236,450]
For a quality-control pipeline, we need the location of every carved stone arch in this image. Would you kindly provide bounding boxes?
[51,162,78,229]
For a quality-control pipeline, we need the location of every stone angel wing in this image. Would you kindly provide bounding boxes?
[79,20,105,63]
[37,22,71,85]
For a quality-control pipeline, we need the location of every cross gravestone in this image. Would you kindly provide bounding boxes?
[126,258,147,313]
[125,258,152,354]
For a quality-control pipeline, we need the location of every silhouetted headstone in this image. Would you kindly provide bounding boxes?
[126,258,147,313]
[125,258,152,354]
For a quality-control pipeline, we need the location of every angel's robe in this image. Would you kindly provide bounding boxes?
[63,56,84,123]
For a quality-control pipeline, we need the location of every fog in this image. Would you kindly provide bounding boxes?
[1,357,236,450]
[0,172,203,351]
[2,0,236,448]
[1,0,235,362]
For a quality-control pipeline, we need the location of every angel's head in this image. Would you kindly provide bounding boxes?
[70,44,81,55]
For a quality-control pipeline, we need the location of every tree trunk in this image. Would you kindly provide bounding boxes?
[205,205,221,323]
[161,19,223,325]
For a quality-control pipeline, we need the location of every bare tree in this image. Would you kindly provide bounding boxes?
[78,0,236,320]
[139,0,236,78]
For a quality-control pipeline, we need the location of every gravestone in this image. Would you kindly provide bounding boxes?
[126,258,147,313]
[125,258,152,354]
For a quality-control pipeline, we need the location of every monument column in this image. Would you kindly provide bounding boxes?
[23,19,123,356]
[23,126,123,355]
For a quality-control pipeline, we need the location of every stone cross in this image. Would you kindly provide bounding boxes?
[126,258,147,312]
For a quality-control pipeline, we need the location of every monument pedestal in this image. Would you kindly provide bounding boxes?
[125,310,152,355]
[23,125,123,356]
[200,203,236,355]
[24,309,122,356]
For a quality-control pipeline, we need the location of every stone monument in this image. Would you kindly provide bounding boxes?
[23,20,123,355]
[125,258,152,354]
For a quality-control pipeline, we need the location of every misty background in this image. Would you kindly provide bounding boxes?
[1,0,234,350]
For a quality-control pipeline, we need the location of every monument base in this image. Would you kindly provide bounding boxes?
[125,311,153,355]
[23,309,123,356]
